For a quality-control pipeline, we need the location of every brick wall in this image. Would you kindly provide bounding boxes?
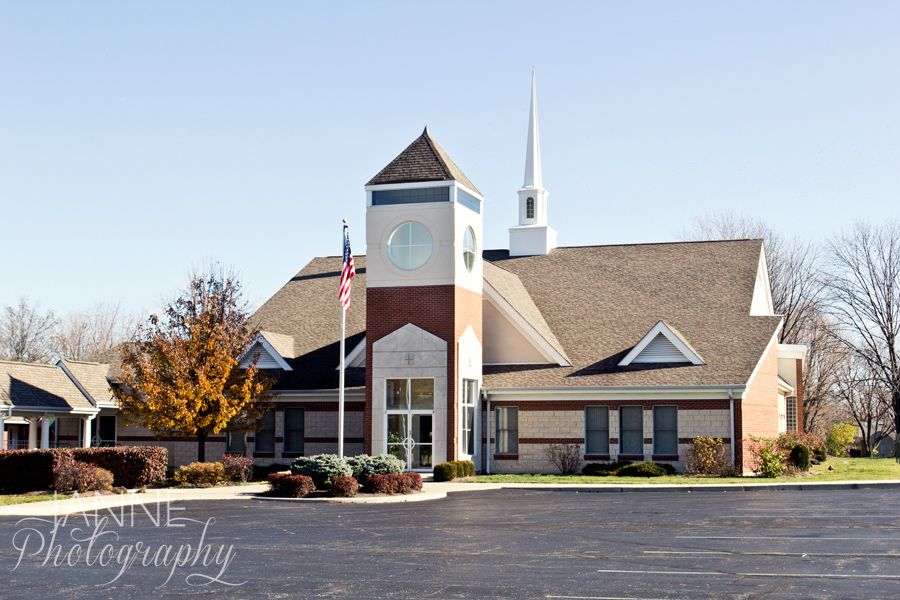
[738,336,779,472]
[365,285,481,460]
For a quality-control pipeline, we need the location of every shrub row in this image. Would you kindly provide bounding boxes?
[582,461,676,477]
[222,453,253,483]
[750,431,827,477]
[267,473,315,498]
[0,446,168,493]
[329,475,360,498]
[432,460,475,482]
[173,462,226,487]
[290,454,406,489]
[367,472,423,494]
[52,452,114,493]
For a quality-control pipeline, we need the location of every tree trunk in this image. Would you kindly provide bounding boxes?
[894,391,900,463]
[197,431,207,462]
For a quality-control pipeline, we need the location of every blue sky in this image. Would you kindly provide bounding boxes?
[2,1,899,316]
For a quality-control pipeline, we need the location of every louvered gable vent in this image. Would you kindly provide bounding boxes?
[631,333,690,363]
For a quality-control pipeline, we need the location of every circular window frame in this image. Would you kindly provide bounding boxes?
[386,220,434,271]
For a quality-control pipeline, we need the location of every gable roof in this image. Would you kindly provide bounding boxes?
[57,359,116,406]
[481,239,782,388]
[239,332,294,371]
[250,256,367,390]
[483,261,570,365]
[618,321,705,366]
[366,128,481,194]
[0,360,97,412]
[249,239,781,391]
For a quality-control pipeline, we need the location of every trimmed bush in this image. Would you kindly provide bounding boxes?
[582,461,628,477]
[267,473,315,498]
[0,446,167,493]
[347,454,405,482]
[291,454,352,489]
[253,463,290,481]
[0,449,56,492]
[789,445,811,471]
[222,454,253,483]
[826,423,858,457]
[433,462,457,482]
[615,462,668,477]
[52,454,114,493]
[329,475,360,498]
[367,472,422,495]
[751,438,787,478]
[72,446,168,488]
[173,462,226,487]
[454,460,476,478]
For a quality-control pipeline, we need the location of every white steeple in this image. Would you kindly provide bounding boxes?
[509,69,557,256]
[524,69,543,189]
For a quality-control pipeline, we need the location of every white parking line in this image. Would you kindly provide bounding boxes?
[547,596,676,600]
[596,568,900,580]
[677,535,891,541]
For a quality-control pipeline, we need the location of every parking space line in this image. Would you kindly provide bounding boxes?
[596,569,900,580]
[677,535,892,541]
[547,596,676,600]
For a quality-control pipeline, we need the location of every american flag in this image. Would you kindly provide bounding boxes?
[339,221,356,310]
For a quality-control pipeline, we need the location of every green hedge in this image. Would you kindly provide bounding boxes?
[433,460,475,481]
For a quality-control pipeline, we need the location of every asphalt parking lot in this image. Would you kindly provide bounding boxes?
[1,487,898,599]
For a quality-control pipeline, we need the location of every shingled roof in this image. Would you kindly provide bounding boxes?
[58,359,116,405]
[249,239,782,391]
[0,360,96,411]
[366,128,481,194]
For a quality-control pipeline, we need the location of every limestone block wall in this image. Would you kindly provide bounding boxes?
[487,401,733,474]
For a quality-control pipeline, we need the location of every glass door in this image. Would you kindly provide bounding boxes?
[386,378,434,470]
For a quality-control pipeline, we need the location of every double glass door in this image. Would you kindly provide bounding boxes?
[386,378,434,470]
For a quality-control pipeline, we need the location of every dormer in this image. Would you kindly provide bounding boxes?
[239,331,294,371]
[619,321,704,366]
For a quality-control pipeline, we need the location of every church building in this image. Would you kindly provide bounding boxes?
[0,75,806,475]
[242,74,807,474]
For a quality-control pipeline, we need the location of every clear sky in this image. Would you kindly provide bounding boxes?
[2,1,899,316]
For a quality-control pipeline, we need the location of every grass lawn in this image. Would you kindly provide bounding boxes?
[473,457,900,485]
[0,492,71,506]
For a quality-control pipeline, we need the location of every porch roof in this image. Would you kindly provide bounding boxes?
[0,360,96,413]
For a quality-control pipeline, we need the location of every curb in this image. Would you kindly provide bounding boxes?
[251,491,447,504]
[492,480,900,493]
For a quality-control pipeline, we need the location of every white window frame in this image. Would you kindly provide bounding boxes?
[653,405,678,456]
[619,405,644,456]
[460,379,479,458]
[494,406,518,455]
[584,406,610,455]
[384,377,435,470]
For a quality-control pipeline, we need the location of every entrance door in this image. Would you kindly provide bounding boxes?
[385,378,434,470]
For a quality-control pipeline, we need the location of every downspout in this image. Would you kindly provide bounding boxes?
[728,387,736,466]
[485,391,492,475]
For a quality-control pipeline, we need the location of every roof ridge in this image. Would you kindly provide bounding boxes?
[0,360,60,369]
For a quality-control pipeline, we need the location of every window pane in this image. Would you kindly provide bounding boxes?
[410,379,434,409]
[386,379,409,410]
[620,406,643,455]
[226,432,246,453]
[284,408,305,453]
[495,407,518,454]
[255,410,275,453]
[585,406,609,455]
[653,406,678,455]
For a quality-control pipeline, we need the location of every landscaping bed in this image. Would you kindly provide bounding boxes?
[474,458,900,484]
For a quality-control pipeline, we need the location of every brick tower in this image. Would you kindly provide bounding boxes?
[363,128,483,469]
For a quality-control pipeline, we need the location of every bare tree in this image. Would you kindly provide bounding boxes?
[0,298,59,363]
[825,222,900,460]
[53,302,134,361]
[683,212,822,344]
[801,314,844,435]
[684,212,836,434]
[832,351,894,456]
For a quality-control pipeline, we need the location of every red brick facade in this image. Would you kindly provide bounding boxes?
[364,284,481,459]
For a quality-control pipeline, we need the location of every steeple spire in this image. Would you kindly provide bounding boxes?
[523,68,543,189]
[509,69,556,257]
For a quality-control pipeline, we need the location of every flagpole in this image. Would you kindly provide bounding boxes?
[338,304,346,458]
[338,220,347,459]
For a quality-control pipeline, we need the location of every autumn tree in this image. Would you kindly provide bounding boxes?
[115,267,271,461]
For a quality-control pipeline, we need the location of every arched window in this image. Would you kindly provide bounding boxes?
[526,197,535,220]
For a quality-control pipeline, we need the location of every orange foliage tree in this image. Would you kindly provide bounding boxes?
[115,268,270,462]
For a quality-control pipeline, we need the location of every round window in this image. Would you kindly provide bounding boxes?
[387,221,433,271]
[463,227,477,273]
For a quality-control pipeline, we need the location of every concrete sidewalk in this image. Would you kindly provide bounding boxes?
[4,478,900,515]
